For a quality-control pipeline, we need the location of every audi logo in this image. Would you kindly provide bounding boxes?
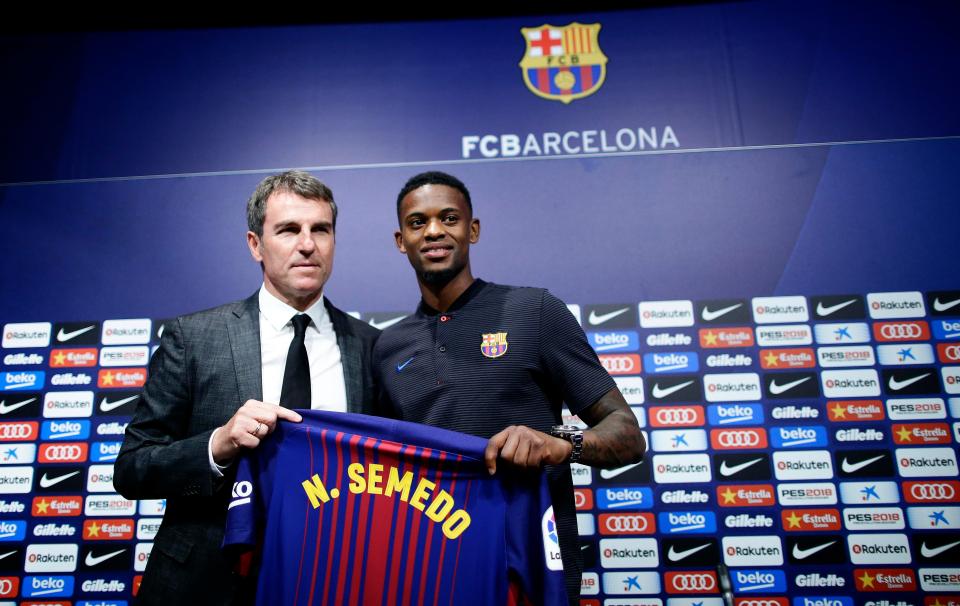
[910,483,955,500]
[670,573,716,592]
[655,408,697,425]
[880,323,922,339]
[42,444,83,460]
[717,430,761,447]
[0,579,13,593]
[943,345,960,361]
[601,356,637,373]
[738,601,785,606]
[601,515,649,533]
[0,423,34,438]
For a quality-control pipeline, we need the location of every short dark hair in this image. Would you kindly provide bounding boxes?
[396,171,472,222]
[247,170,337,236]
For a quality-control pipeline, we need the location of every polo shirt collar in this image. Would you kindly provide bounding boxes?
[258,284,327,331]
[418,278,487,316]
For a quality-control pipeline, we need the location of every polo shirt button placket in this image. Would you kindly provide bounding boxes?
[436,313,451,386]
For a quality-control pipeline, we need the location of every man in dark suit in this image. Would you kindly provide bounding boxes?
[114,170,379,605]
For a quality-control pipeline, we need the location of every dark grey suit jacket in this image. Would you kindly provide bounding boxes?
[114,292,379,606]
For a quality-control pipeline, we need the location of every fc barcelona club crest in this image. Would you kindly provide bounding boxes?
[481,332,509,358]
[519,22,607,104]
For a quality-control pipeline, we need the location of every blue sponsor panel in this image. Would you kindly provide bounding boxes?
[707,403,764,426]
[770,425,828,449]
[932,319,960,340]
[643,351,699,374]
[1,370,45,391]
[78,602,128,606]
[41,419,92,441]
[731,569,787,593]
[22,575,75,598]
[90,441,122,463]
[0,520,27,541]
[792,599,853,606]
[657,510,717,533]
[588,331,640,353]
[597,486,654,510]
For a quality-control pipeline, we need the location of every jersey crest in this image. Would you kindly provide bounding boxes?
[519,23,608,104]
[481,332,509,358]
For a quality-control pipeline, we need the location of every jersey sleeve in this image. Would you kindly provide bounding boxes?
[222,442,270,550]
[538,290,617,416]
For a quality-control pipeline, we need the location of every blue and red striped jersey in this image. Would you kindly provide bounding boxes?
[223,410,569,606]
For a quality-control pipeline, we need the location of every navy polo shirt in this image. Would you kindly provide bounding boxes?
[373,279,616,603]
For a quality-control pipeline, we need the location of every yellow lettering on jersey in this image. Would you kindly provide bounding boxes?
[347,463,366,494]
[384,466,413,501]
[301,474,330,508]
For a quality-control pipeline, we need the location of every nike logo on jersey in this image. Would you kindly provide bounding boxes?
[396,357,415,372]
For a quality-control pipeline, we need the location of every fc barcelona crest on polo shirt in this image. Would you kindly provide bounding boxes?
[481,332,509,358]
[519,23,607,104]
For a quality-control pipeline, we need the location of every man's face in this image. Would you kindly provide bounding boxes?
[395,184,479,286]
[248,190,335,308]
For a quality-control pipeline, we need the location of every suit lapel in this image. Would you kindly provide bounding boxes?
[228,293,263,406]
[325,298,363,413]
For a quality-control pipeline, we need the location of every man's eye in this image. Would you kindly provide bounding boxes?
[410,219,424,227]
[442,215,458,224]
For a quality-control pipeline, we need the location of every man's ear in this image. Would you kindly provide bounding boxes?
[395,230,407,253]
[247,231,263,262]
[470,217,480,244]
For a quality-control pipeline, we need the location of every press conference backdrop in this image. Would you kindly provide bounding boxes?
[1,1,959,604]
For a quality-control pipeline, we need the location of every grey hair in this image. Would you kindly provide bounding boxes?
[246,170,337,236]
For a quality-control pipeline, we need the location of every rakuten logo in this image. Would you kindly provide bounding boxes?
[639,300,694,328]
[653,454,711,483]
[896,448,958,477]
[599,538,659,567]
[752,296,808,324]
[2,322,51,348]
[722,535,783,566]
[848,533,912,564]
[703,373,761,402]
[614,376,645,404]
[773,450,833,480]
[867,291,925,319]
[101,319,152,345]
[821,369,880,397]
[43,391,94,418]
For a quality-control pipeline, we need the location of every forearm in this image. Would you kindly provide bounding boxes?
[576,387,646,469]
[114,426,218,499]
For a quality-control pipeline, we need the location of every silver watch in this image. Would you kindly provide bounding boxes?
[550,424,584,464]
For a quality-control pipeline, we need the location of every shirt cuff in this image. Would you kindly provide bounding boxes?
[208,427,232,477]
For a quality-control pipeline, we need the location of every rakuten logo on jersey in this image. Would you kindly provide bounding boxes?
[704,373,761,402]
[665,570,717,594]
[897,448,958,477]
[599,538,659,568]
[903,480,960,504]
[31,495,82,517]
[711,428,768,450]
[614,377,644,405]
[98,368,147,389]
[639,300,694,328]
[651,429,707,452]
[597,487,654,510]
[855,568,917,591]
[815,322,872,344]
[83,518,135,540]
[24,544,78,573]
[85,495,136,516]
[571,463,592,486]
[43,391,94,418]
[101,319,152,345]
[2,322,51,348]
[773,450,833,480]
[38,442,87,464]
[777,482,838,506]
[918,568,960,592]
[657,510,716,534]
[752,296,808,324]
[839,481,900,505]
[644,351,698,374]
[653,454,711,483]
[827,399,884,422]
[731,569,787,593]
[817,345,875,368]
[844,507,905,531]
[892,422,951,445]
[86,464,115,492]
[755,324,812,347]
[722,535,783,566]
[781,508,841,531]
[771,426,828,449]
[649,405,704,428]
[717,484,775,507]
[868,292,926,319]
[848,533,911,564]
[601,571,661,595]
[597,512,655,536]
[821,369,880,397]
[699,328,754,348]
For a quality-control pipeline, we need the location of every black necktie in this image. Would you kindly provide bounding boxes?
[280,314,311,408]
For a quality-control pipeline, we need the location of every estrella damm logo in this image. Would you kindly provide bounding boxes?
[481,332,509,358]
[519,23,607,104]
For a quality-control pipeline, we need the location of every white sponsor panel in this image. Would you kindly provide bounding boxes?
[639,300,694,328]
[134,542,153,572]
[777,482,838,506]
[600,538,659,568]
[839,481,901,504]
[876,344,934,365]
[99,346,150,367]
[814,322,871,344]
[615,377,645,404]
[721,535,783,566]
[755,324,812,346]
[651,429,707,452]
[0,443,35,465]
[652,453,711,483]
[609,600,665,606]
[867,291,926,319]
[631,406,646,429]
[602,571,661,595]
[919,567,960,591]
[950,397,960,418]
[42,390,94,418]
[896,447,959,478]
[85,494,137,516]
[773,450,833,480]
[580,571,599,595]
[821,369,881,397]
[944,366,960,395]
[138,499,166,516]
[566,304,581,325]
[101,318,152,345]
[817,346,876,368]
[0,466,34,494]
[666,600,722,606]
[86,464,115,492]
[24,543,78,572]
[2,322,51,348]
[848,533,911,564]
[541,506,563,571]
[752,296,808,324]
[887,397,947,420]
[571,463,593,486]
[843,507,905,530]
[137,517,163,540]
[703,373,761,402]
[907,506,960,530]
[577,513,595,536]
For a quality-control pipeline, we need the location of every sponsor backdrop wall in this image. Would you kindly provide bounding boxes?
[2,1,960,604]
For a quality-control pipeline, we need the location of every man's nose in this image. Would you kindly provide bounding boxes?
[424,218,444,239]
[296,229,316,251]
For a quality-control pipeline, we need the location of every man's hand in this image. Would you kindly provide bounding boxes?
[212,400,302,465]
[484,425,572,475]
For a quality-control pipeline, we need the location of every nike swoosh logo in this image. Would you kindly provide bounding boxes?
[792,540,836,560]
[0,550,15,561]
[588,308,629,326]
[600,462,642,480]
[0,397,37,414]
[85,549,126,566]
[701,303,742,322]
[39,471,80,488]
[396,357,415,372]
[934,297,960,312]
[921,540,960,558]
[651,380,694,399]
[667,543,711,561]
[719,457,763,477]
[57,325,95,342]
[100,395,139,412]
[816,299,857,316]
[768,376,811,395]
[841,454,885,473]
[888,373,931,391]
[369,316,406,330]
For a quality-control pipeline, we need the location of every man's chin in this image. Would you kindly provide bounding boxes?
[419,267,459,286]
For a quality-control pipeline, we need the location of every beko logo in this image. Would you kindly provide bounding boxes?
[773,450,833,480]
[848,534,911,564]
[896,448,958,477]
[588,331,639,353]
[2,322,51,348]
[817,346,875,368]
[644,351,698,374]
[722,535,783,566]
[649,406,704,427]
[752,296,808,324]
[771,426,828,449]
[658,510,717,533]
[708,404,762,426]
[1,371,44,391]
[821,370,880,397]
[597,487,653,510]
[599,538,659,567]
[886,398,946,420]
[652,454,711,483]
[639,300,694,328]
[755,324,811,346]
[101,319,152,344]
[703,373,761,402]
[843,507,905,531]
[41,419,90,441]
[776,482,837,506]
[867,291,925,319]
[732,570,787,593]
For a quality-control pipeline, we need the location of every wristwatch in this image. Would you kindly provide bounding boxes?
[550,424,584,464]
